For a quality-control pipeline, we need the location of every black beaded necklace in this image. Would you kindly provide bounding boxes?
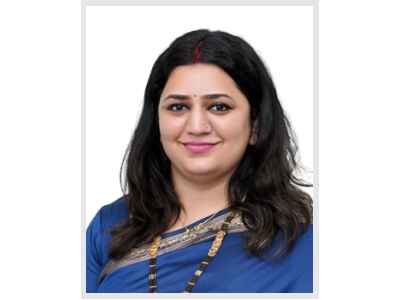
[147,210,236,293]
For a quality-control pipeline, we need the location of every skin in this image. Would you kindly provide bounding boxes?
[158,63,255,230]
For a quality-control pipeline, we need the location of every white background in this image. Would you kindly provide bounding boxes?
[1,0,400,300]
[86,5,314,222]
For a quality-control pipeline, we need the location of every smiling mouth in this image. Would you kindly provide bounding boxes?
[182,142,219,154]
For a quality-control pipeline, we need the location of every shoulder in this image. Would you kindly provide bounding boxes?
[269,223,313,257]
[86,196,129,262]
[288,224,313,293]
[86,196,129,291]
[281,223,313,292]
[264,224,313,274]
[285,223,313,263]
[96,196,129,232]
[262,224,313,292]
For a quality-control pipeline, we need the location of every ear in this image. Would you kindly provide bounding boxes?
[249,119,258,145]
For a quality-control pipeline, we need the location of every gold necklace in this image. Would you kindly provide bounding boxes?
[148,210,236,293]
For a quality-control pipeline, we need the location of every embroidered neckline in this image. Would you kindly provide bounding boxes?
[98,210,246,284]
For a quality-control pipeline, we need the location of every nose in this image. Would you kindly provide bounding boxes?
[186,106,212,135]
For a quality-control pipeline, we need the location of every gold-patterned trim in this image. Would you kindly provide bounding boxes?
[98,211,246,283]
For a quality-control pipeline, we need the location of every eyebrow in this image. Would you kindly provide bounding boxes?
[162,93,234,102]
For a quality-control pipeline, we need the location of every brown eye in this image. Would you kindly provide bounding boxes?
[209,103,231,112]
[167,104,188,112]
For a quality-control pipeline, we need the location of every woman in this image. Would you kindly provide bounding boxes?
[86,29,313,293]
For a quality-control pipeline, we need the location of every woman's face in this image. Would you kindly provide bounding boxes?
[158,63,254,181]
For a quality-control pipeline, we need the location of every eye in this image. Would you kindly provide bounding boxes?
[167,103,189,112]
[209,103,232,112]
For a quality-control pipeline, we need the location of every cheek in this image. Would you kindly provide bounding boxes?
[159,115,183,141]
[220,115,251,142]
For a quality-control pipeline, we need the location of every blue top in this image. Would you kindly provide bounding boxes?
[86,197,313,293]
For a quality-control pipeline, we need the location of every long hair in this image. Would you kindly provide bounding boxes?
[108,29,312,260]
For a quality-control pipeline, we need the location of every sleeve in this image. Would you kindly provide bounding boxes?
[86,210,104,293]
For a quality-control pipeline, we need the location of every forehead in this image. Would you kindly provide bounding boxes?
[161,64,240,97]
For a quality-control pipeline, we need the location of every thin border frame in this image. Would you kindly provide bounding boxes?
[81,0,319,298]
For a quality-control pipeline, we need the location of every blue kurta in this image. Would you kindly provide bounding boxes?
[86,197,313,293]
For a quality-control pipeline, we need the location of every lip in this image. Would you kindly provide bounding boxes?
[182,142,219,154]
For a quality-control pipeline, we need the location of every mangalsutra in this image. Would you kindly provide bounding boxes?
[148,210,236,293]
[183,211,219,237]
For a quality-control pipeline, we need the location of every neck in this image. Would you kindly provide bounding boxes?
[168,168,231,231]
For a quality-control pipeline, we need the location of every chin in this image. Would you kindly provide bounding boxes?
[183,165,218,176]
[171,160,219,177]
[185,169,216,177]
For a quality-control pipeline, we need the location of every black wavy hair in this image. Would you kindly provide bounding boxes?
[108,29,312,261]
